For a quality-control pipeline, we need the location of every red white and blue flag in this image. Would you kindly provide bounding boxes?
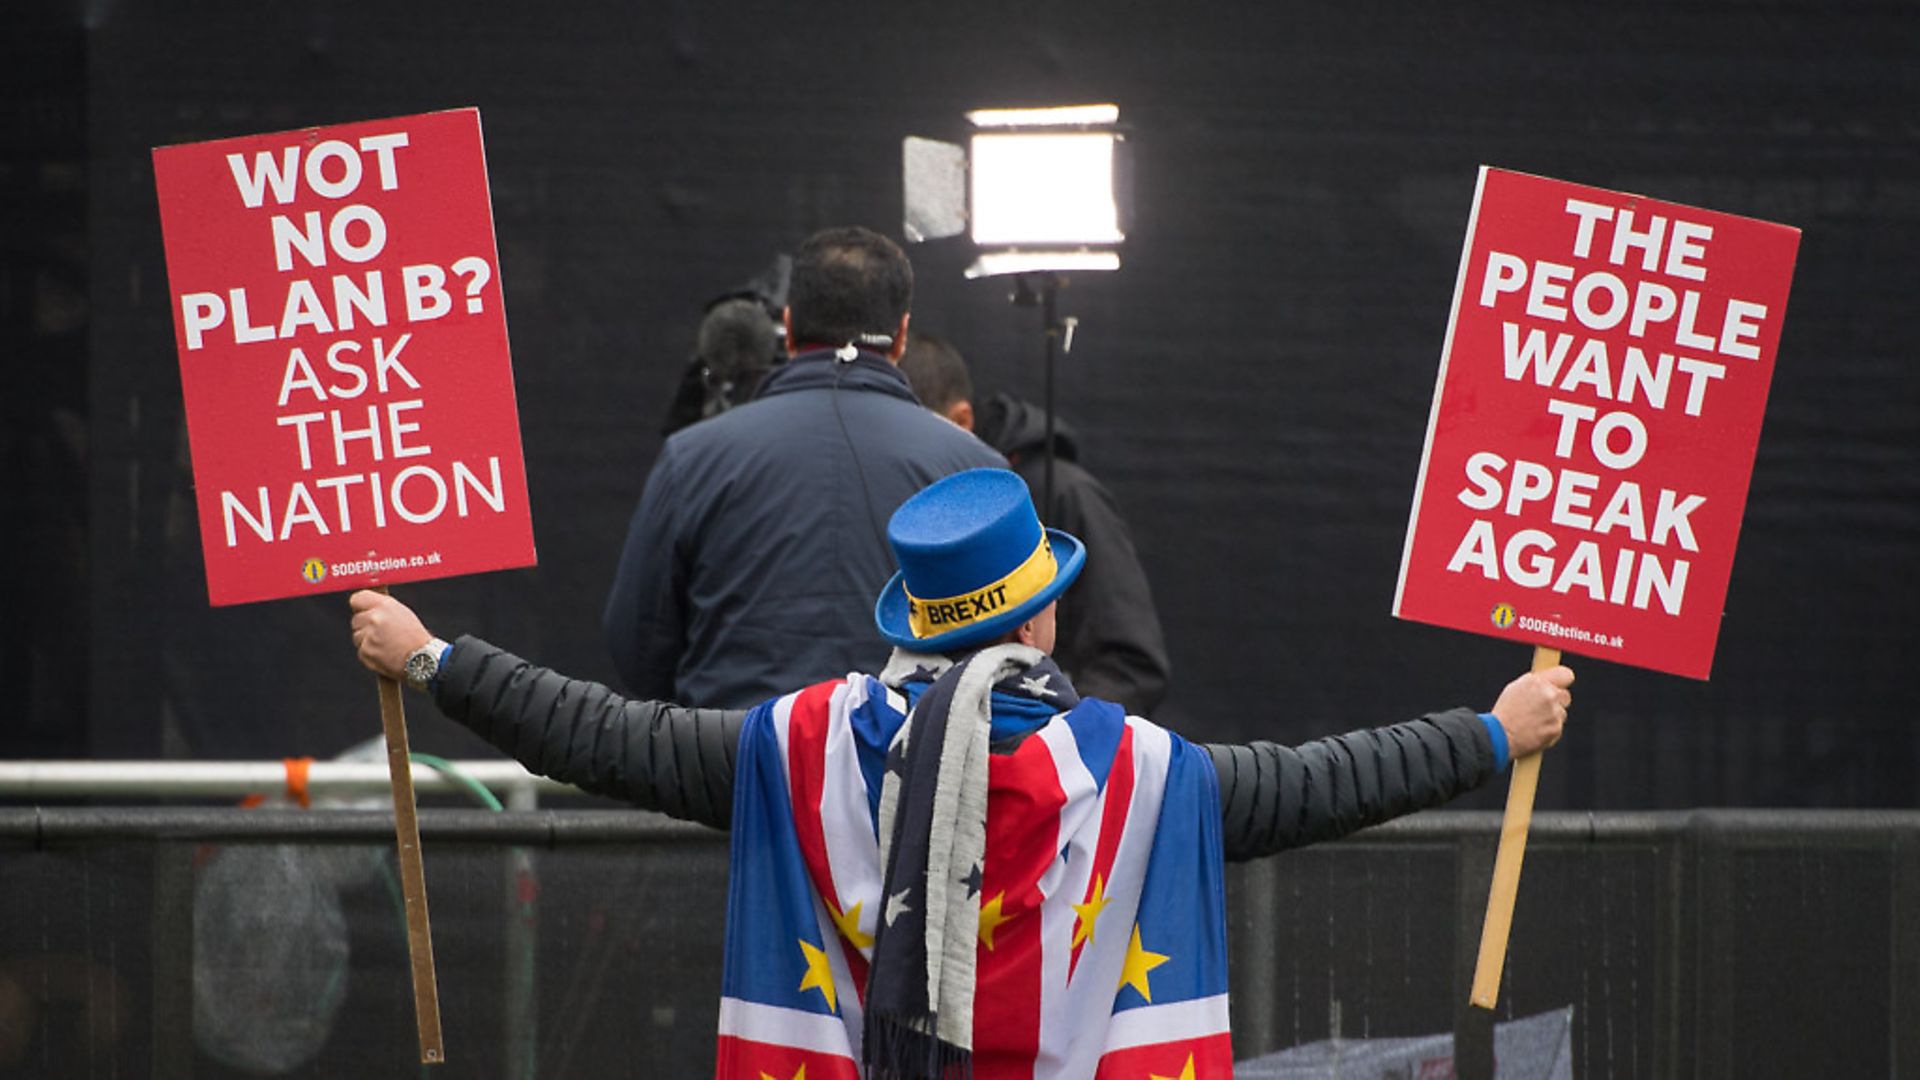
[716,674,1231,1079]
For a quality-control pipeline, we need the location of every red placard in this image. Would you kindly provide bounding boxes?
[1394,167,1799,679]
[153,108,536,606]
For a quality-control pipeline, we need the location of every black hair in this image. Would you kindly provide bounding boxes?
[698,297,781,382]
[898,331,973,413]
[786,226,913,348]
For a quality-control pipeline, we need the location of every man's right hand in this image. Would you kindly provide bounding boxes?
[349,590,433,681]
[1491,665,1574,759]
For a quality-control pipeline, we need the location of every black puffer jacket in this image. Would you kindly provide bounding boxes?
[435,636,1500,861]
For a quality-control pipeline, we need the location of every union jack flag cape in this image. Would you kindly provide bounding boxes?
[715,660,1232,1079]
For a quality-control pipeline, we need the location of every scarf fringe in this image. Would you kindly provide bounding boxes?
[864,1011,972,1080]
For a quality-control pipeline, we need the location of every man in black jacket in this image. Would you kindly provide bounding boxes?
[603,227,1004,709]
[900,333,1172,715]
[353,468,1571,1077]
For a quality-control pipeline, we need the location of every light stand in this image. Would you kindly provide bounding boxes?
[1010,272,1071,518]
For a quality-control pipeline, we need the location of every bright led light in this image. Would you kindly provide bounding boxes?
[965,103,1121,129]
[902,102,1127,274]
[964,250,1122,279]
[968,132,1123,247]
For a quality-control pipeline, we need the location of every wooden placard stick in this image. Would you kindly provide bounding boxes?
[1468,644,1561,1010]
[374,585,446,1064]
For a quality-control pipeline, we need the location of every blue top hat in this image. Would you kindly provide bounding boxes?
[874,468,1086,653]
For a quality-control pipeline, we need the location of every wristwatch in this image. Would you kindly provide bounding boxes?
[403,637,450,691]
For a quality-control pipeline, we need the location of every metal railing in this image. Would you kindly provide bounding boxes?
[0,758,578,809]
[2,798,1918,1077]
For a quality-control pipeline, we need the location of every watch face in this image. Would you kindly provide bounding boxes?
[406,649,436,685]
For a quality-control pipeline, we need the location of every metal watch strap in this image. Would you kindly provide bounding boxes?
[403,637,450,691]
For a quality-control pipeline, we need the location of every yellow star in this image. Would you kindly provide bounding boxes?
[1070,874,1110,948]
[1117,924,1171,1002]
[796,939,837,1013]
[829,899,874,950]
[1148,1052,1196,1080]
[759,1066,806,1080]
[978,891,1010,950]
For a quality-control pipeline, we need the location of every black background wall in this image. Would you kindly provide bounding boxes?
[8,0,1917,811]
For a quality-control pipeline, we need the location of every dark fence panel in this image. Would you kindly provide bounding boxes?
[3,808,1916,1077]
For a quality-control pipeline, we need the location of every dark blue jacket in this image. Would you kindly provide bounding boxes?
[604,348,1005,708]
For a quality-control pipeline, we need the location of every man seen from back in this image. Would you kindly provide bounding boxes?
[603,226,1005,708]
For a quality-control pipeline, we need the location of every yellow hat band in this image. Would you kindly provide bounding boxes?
[904,535,1057,640]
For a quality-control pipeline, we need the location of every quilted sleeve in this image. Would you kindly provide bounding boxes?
[433,635,746,829]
